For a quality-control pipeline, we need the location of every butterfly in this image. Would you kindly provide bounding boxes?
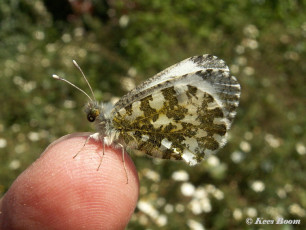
[53,54,240,183]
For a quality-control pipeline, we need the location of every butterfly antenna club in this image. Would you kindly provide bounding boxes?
[52,74,93,102]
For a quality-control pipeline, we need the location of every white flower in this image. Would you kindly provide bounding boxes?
[251,180,265,192]
[172,170,189,181]
[181,182,195,196]
[0,138,7,148]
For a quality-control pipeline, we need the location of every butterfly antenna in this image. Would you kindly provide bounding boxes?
[73,60,96,101]
[52,74,93,102]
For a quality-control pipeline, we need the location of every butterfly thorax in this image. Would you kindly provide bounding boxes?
[84,101,119,145]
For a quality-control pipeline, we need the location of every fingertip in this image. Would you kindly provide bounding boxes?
[0,134,139,230]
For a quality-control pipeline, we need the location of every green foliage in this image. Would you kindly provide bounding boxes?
[0,0,305,229]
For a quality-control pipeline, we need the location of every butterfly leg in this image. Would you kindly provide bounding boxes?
[96,137,107,171]
[118,143,129,184]
[73,133,100,159]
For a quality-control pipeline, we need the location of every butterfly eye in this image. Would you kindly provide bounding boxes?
[87,114,96,122]
[87,109,99,122]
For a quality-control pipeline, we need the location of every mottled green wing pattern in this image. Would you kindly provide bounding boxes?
[111,66,240,165]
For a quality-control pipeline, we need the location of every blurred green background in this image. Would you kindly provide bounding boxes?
[0,0,305,229]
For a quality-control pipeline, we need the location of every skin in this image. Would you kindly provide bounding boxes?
[0,133,139,230]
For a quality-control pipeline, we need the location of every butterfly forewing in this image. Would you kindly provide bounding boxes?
[112,55,230,113]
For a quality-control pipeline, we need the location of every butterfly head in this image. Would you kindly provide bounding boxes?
[85,101,101,123]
